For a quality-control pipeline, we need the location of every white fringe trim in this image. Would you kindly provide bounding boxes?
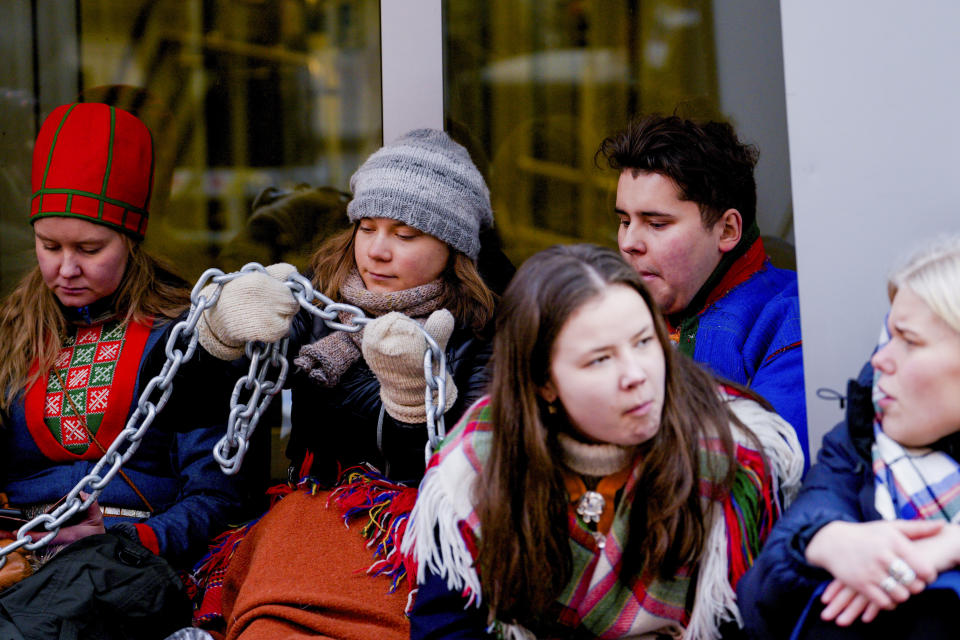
[400,458,484,608]
[683,394,805,640]
[724,393,804,507]
[685,506,736,640]
[490,622,538,640]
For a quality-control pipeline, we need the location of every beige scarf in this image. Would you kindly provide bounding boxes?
[294,269,445,387]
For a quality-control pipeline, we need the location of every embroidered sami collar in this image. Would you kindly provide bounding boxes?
[24,317,151,462]
[667,222,766,332]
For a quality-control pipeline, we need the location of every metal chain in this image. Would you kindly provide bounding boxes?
[209,264,290,476]
[1,264,449,567]
[286,271,449,454]
[209,268,449,473]
[0,267,232,568]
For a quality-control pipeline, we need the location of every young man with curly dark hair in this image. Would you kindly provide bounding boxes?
[598,115,809,463]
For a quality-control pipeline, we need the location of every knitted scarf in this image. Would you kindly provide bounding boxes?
[872,321,960,522]
[294,269,444,386]
[402,392,803,640]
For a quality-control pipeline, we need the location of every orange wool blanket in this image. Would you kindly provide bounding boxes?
[220,490,410,640]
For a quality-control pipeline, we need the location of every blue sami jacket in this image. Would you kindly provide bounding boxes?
[1,314,243,568]
[671,234,808,463]
[736,363,960,638]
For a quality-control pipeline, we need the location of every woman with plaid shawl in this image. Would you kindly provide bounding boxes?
[402,244,803,639]
[738,235,960,639]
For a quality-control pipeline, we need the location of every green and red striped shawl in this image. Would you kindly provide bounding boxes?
[402,393,803,640]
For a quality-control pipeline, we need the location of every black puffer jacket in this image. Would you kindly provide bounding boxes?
[0,533,191,640]
[285,309,492,486]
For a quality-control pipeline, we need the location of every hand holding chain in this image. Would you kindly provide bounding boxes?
[1,264,450,567]
[0,267,233,568]
[283,271,448,462]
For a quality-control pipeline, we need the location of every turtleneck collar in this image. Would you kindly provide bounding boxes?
[557,431,636,478]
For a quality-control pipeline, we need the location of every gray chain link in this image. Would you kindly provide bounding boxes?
[210,264,291,476]
[0,267,233,568]
[0,263,449,568]
[285,271,449,457]
[209,268,448,472]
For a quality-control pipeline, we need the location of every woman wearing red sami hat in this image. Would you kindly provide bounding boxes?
[0,103,243,638]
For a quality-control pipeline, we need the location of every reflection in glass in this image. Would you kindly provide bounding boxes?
[1,0,381,292]
[445,1,722,265]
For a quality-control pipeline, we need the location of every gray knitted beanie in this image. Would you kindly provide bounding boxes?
[347,128,493,261]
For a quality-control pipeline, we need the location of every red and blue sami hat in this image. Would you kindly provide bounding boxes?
[31,102,154,240]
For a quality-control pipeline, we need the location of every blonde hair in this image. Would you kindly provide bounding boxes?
[0,240,190,418]
[889,235,960,334]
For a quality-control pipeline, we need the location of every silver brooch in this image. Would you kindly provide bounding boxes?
[591,531,606,550]
[576,490,605,524]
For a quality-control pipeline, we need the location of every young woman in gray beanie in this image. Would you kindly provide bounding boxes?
[193,129,501,640]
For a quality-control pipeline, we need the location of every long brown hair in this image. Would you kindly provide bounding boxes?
[307,224,495,335]
[476,243,753,624]
[0,238,190,417]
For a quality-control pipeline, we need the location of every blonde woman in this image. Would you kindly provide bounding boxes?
[739,236,960,639]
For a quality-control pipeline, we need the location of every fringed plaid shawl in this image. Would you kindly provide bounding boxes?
[872,427,960,522]
[402,393,803,640]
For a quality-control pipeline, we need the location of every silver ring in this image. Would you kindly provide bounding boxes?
[889,557,917,584]
[881,575,899,593]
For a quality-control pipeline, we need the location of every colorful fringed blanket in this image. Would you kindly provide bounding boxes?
[402,393,803,640]
[189,452,419,629]
[328,465,420,591]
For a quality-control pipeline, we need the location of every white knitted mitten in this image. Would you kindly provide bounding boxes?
[197,263,300,360]
[361,309,458,424]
